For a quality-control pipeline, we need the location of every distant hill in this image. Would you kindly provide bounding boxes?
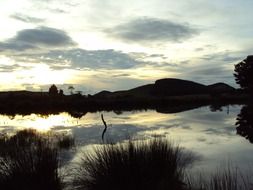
[93,78,235,98]
[0,91,47,98]
[153,78,207,96]
[207,83,235,94]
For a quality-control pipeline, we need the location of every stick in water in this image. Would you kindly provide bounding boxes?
[101,114,107,142]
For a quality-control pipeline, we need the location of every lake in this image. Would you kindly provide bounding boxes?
[0,104,253,175]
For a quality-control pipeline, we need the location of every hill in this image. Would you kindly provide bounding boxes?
[93,78,235,98]
[207,83,235,94]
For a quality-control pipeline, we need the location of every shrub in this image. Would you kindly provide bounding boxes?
[0,129,71,190]
[72,138,196,190]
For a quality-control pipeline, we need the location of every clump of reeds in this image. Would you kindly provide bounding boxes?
[0,129,74,190]
[72,138,196,190]
[187,165,252,190]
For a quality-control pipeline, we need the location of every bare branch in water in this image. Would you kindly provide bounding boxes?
[101,114,108,142]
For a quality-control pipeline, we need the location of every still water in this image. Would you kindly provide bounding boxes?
[0,105,252,174]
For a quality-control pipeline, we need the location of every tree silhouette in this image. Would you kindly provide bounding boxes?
[234,55,253,93]
[236,104,253,143]
[68,86,74,95]
[59,89,64,96]
[49,84,58,96]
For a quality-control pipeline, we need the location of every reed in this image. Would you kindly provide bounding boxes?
[72,138,196,190]
[0,129,72,190]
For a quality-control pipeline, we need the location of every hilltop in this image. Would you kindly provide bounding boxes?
[93,78,235,98]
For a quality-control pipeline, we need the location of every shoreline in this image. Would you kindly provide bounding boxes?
[0,91,249,116]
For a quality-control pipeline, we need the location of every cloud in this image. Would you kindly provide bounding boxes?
[0,42,36,52]
[11,48,145,69]
[50,8,68,14]
[51,123,155,145]
[0,64,20,72]
[106,18,198,43]
[0,27,76,53]
[0,63,32,73]
[201,51,243,63]
[186,67,231,77]
[179,65,236,86]
[174,50,248,86]
[10,13,45,23]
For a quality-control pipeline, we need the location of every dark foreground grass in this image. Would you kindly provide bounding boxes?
[72,138,196,190]
[0,129,74,190]
[1,130,252,190]
[188,165,252,190]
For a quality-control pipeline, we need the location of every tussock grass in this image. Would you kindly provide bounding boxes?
[72,138,196,190]
[187,165,252,190]
[0,129,74,190]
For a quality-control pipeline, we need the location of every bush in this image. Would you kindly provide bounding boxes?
[0,129,70,190]
[72,138,196,190]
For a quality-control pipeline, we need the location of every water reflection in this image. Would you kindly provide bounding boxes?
[0,106,243,145]
[236,104,253,143]
[1,105,253,175]
[0,113,79,132]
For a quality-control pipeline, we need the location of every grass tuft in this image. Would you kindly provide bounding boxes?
[0,129,75,190]
[187,165,252,190]
[72,138,196,190]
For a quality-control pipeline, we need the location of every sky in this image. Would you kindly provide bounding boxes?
[0,0,252,94]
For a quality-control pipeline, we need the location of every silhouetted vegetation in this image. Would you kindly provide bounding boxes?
[1,130,253,189]
[49,84,59,96]
[0,78,248,117]
[236,104,253,143]
[72,138,197,190]
[0,91,247,117]
[188,165,251,190]
[68,85,74,95]
[0,129,75,190]
[234,55,253,94]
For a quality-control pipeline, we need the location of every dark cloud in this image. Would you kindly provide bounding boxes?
[180,66,235,86]
[176,50,245,86]
[0,64,32,73]
[11,48,144,69]
[201,51,243,63]
[112,73,131,78]
[10,14,45,23]
[106,18,198,43]
[0,42,36,52]
[129,52,168,60]
[149,54,167,58]
[0,64,19,72]
[0,27,76,53]
[187,67,231,77]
